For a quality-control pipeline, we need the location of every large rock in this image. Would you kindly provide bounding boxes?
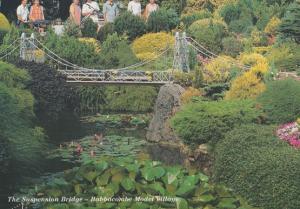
[146,84,185,142]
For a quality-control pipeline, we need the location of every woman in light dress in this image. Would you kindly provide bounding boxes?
[144,0,159,20]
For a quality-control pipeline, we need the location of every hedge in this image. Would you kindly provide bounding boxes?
[214,124,300,209]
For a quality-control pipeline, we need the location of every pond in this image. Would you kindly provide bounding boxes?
[6,113,184,209]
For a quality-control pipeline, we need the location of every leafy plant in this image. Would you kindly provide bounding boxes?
[147,8,180,32]
[257,79,300,124]
[97,22,115,43]
[171,99,262,146]
[81,18,98,38]
[214,124,300,209]
[180,10,212,27]
[33,157,254,209]
[114,12,146,41]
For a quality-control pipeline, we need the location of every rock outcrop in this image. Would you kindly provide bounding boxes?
[146,84,185,142]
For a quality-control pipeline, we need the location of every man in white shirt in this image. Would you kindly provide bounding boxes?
[128,0,141,16]
[16,0,29,25]
[82,0,100,24]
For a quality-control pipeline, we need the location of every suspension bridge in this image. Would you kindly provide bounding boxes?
[0,32,251,85]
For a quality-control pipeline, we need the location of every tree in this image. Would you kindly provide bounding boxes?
[279,1,300,43]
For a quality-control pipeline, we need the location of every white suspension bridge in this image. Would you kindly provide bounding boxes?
[0,32,251,85]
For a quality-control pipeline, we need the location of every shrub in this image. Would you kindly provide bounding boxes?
[214,124,300,209]
[266,41,300,72]
[63,19,82,37]
[202,55,238,83]
[250,27,269,47]
[180,10,212,27]
[81,18,98,38]
[188,18,227,54]
[225,70,266,100]
[97,22,115,42]
[171,99,262,146]
[147,8,180,32]
[99,33,138,68]
[264,16,281,35]
[13,61,78,131]
[0,13,10,31]
[218,1,240,25]
[104,86,158,112]
[180,87,203,104]
[78,37,101,53]
[114,12,146,41]
[221,36,243,58]
[203,82,230,100]
[173,70,194,87]
[43,31,101,67]
[131,32,174,61]
[161,0,187,13]
[257,79,300,124]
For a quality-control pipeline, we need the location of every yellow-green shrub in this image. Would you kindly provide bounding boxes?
[226,53,269,99]
[131,32,174,61]
[0,13,10,31]
[180,87,203,104]
[203,55,237,83]
[78,37,101,53]
[264,16,281,35]
[225,70,266,99]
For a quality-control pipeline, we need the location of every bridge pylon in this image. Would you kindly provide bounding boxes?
[173,32,190,73]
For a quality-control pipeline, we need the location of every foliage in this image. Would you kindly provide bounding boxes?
[203,55,238,83]
[204,83,230,100]
[266,41,300,72]
[171,99,262,146]
[99,33,138,68]
[0,61,46,179]
[264,16,281,35]
[173,70,194,87]
[188,18,227,53]
[114,12,146,41]
[225,70,266,99]
[180,10,212,28]
[257,79,300,124]
[131,32,174,61]
[180,87,203,104]
[214,124,300,209]
[250,27,269,47]
[276,121,300,148]
[221,36,244,57]
[32,157,254,209]
[161,0,187,13]
[43,31,101,67]
[0,13,10,44]
[13,61,79,129]
[78,37,101,53]
[104,86,158,113]
[279,1,300,43]
[147,8,180,33]
[63,19,82,38]
[97,22,115,43]
[81,18,98,38]
[184,0,232,13]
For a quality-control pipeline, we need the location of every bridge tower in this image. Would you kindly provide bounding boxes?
[173,32,190,73]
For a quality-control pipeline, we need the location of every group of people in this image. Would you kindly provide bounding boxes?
[17,0,45,32]
[69,0,159,27]
[16,0,159,33]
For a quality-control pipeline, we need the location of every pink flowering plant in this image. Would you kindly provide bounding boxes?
[276,118,300,148]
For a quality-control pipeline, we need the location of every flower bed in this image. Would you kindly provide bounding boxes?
[276,120,300,148]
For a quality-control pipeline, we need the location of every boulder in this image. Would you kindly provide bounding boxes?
[146,84,185,142]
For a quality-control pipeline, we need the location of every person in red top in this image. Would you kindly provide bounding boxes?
[29,0,45,32]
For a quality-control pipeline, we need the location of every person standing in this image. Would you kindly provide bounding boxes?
[103,0,119,23]
[29,0,45,32]
[144,0,159,20]
[69,0,81,26]
[16,0,29,26]
[82,0,100,23]
[128,0,141,16]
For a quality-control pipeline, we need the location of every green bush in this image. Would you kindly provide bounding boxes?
[0,61,46,178]
[219,2,241,25]
[188,18,227,54]
[43,31,101,67]
[99,33,138,68]
[214,124,300,209]
[97,22,115,42]
[221,36,243,57]
[180,10,212,28]
[147,8,180,32]
[63,19,82,37]
[257,79,300,124]
[82,17,98,38]
[114,12,146,41]
[161,0,187,13]
[171,99,262,146]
